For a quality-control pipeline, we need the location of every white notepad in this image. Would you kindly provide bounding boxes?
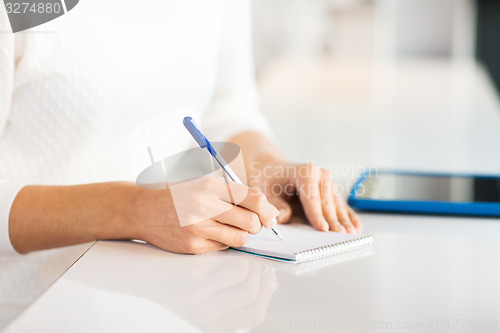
[233,224,374,263]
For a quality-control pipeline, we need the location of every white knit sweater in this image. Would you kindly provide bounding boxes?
[0,0,271,255]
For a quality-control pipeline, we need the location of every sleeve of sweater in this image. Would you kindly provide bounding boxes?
[200,0,274,143]
[0,7,26,255]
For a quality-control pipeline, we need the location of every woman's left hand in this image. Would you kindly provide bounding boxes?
[250,161,362,234]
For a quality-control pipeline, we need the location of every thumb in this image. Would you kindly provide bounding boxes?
[267,196,292,224]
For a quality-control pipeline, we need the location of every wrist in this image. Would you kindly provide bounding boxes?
[96,182,144,241]
[247,154,292,190]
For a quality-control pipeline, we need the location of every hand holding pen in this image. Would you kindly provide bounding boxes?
[184,117,284,241]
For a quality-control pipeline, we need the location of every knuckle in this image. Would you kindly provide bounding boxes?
[339,215,351,224]
[321,195,331,207]
[248,187,262,198]
[336,211,346,222]
[255,194,268,210]
[339,204,349,216]
[233,231,249,247]
[246,213,261,234]
[248,188,267,209]
[183,239,199,254]
[305,163,320,175]
[340,214,351,225]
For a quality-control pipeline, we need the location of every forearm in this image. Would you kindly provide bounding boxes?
[228,131,286,185]
[9,182,140,254]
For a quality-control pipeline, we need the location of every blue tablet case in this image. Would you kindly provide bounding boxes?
[348,170,500,217]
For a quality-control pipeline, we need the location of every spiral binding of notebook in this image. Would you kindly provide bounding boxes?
[234,224,375,263]
[275,246,374,275]
[295,234,374,263]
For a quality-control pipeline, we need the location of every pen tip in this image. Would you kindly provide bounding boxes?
[271,227,284,241]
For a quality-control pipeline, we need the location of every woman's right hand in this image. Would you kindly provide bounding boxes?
[129,176,280,254]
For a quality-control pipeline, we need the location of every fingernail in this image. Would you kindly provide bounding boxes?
[348,227,356,234]
[273,207,280,216]
[269,217,278,229]
[277,209,287,222]
[334,222,342,232]
[321,219,329,232]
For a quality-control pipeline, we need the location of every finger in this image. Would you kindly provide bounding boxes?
[213,203,262,234]
[334,192,356,234]
[267,196,292,224]
[297,165,328,231]
[202,240,230,253]
[200,220,251,248]
[185,238,229,255]
[348,206,363,231]
[320,170,343,232]
[210,178,279,229]
[233,187,279,229]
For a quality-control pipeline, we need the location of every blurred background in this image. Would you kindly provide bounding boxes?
[253,0,479,71]
[251,0,500,192]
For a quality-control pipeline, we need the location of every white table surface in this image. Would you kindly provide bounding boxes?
[4,59,500,333]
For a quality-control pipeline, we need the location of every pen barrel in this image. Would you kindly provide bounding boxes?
[213,154,243,185]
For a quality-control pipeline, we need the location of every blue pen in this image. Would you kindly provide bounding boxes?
[183,116,283,241]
